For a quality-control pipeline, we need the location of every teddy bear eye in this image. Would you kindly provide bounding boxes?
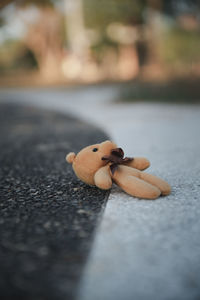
[92,148,98,152]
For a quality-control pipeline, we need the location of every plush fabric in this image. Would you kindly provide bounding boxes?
[66,140,171,200]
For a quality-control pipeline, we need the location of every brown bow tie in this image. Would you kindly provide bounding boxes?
[102,148,133,175]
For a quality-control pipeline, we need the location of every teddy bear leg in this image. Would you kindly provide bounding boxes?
[140,172,171,196]
[113,174,161,199]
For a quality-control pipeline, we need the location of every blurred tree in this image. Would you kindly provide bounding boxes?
[23,7,64,80]
[0,0,57,10]
[0,0,64,80]
[64,0,88,56]
[158,25,200,71]
[83,0,147,71]
[84,0,145,30]
[0,39,37,73]
[1,0,199,81]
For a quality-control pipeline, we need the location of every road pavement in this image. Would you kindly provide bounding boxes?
[0,102,109,300]
[1,86,200,300]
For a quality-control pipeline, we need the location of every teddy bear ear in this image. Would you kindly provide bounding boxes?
[66,152,76,164]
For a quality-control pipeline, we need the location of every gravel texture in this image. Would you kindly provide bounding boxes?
[0,103,109,300]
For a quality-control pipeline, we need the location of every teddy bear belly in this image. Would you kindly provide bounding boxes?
[112,165,140,179]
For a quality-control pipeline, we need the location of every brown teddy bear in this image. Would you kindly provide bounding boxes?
[66,140,171,199]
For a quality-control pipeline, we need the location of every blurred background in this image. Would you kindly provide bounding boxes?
[0,0,200,102]
[1,2,200,299]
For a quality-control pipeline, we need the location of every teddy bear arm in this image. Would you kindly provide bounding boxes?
[94,166,112,190]
[125,157,150,170]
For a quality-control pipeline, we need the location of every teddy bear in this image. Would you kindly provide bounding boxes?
[66,140,171,199]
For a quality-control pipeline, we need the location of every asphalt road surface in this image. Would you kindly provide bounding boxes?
[0,102,109,300]
[1,86,200,300]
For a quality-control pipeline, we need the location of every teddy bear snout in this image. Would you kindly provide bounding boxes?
[101,148,123,161]
[100,140,117,153]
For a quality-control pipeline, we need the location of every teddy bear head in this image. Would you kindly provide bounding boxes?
[66,140,117,185]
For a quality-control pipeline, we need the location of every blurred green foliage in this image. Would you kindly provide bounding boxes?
[0,39,37,73]
[0,16,4,27]
[160,27,200,65]
[84,0,145,30]
[16,0,54,8]
[0,0,56,10]
[91,36,119,64]
[84,0,145,63]
[0,0,200,80]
